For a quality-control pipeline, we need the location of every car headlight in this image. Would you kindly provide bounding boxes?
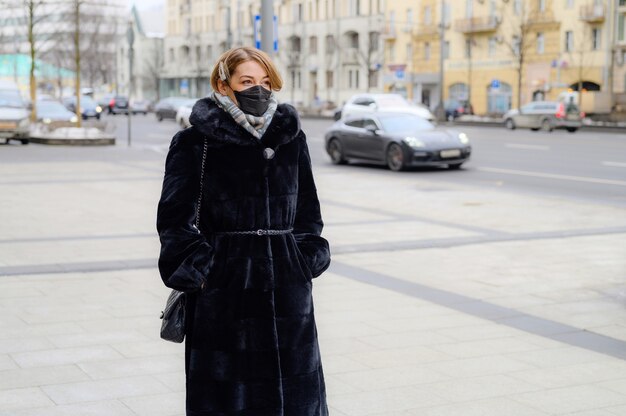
[96,106,102,113]
[458,132,470,144]
[70,116,78,123]
[403,136,425,148]
[43,118,52,124]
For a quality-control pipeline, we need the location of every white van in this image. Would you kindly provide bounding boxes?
[0,81,30,144]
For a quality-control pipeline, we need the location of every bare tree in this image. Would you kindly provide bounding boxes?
[501,0,536,108]
[143,38,164,101]
[358,31,382,93]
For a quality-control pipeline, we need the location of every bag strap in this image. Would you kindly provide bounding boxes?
[195,138,208,230]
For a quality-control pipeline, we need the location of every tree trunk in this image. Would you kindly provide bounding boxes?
[28,1,37,122]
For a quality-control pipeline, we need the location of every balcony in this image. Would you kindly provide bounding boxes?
[579,3,605,22]
[343,47,360,64]
[415,24,439,39]
[381,24,396,40]
[454,16,500,34]
[526,10,559,27]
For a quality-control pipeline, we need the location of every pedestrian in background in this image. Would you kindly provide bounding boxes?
[156,46,331,415]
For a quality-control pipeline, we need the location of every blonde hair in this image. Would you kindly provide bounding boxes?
[210,47,283,92]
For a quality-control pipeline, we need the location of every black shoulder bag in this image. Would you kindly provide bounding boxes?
[160,138,208,343]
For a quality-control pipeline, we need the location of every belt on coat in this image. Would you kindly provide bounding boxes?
[213,228,293,236]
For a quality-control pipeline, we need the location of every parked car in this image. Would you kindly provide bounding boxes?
[97,93,115,113]
[444,99,473,121]
[130,99,151,115]
[325,112,471,171]
[154,97,192,121]
[108,95,130,114]
[503,101,582,132]
[333,93,436,122]
[36,99,78,124]
[0,81,30,144]
[62,95,102,119]
[175,99,198,128]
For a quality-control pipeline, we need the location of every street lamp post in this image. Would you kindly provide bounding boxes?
[126,20,134,147]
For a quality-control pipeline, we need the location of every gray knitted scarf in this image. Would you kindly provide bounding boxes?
[210,91,278,139]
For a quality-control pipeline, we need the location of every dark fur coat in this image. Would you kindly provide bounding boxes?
[157,97,331,416]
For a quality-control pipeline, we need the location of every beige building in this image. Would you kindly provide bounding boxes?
[160,0,386,108]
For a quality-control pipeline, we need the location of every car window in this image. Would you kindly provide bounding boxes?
[362,118,378,130]
[353,98,370,106]
[379,114,434,133]
[521,104,534,112]
[0,89,25,107]
[375,95,408,107]
[344,119,363,128]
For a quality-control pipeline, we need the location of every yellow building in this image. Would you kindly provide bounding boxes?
[404,0,616,115]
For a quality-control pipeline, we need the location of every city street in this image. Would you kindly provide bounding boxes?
[0,113,625,415]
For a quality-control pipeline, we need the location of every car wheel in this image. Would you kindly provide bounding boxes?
[566,127,577,133]
[386,143,405,172]
[541,119,553,132]
[530,128,539,131]
[327,139,347,165]
[505,118,516,130]
[448,163,463,170]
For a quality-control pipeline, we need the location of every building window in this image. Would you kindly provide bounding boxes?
[443,2,451,26]
[355,69,359,88]
[465,38,472,58]
[423,6,431,25]
[356,0,361,15]
[514,0,522,15]
[389,42,396,62]
[424,42,430,60]
[310,36,318,54]
[207,45,213,61]
[465,0,473,18]
[489,0,496,17]
[196,45,202,62]
[566,0,574,9]
[565,31,573,52]
[512,35,521,56]
[368,69,378,88]
[369,31,380,52]
[537,32,544,54]
[592,28,601,50]
[488,36,496,56]
[348,70,352,88]
[406,43,412,61]
[620,14,625,42]
[444,41,450,59]
[539,0,546,12]
[325,35,335,54]
[406,8,413,31]
[326,70,333,88]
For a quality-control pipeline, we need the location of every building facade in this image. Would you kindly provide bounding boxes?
[160,0,624,114]
[117,6,164,102]
[160,0,387,108]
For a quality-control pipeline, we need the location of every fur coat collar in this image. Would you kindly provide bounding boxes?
[189,97,301,149]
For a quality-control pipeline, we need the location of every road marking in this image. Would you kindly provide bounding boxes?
[478,167,626,187]
[506,143,550,151]
[602,161,626,168]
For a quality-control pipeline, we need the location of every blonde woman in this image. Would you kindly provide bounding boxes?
[157,46,330,415]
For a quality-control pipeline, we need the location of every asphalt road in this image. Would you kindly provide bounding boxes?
[3,112,624,208]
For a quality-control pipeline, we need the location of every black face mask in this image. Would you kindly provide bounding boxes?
[232,85,272,117]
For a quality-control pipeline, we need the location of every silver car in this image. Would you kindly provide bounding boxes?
[503,101,582,133]
[0,81,30,144]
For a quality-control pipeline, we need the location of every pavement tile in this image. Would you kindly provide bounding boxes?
[0,387,54,411]
[11,345,123,369]
[78,355,181,379]
[0,365,90,390]
[332,364,450,391]
[418,374,541,403]
[508,361,626,389]
[357,330,457,349]
[121,392,185,416]
[48,330,150,349]
[348,345,454,368]
[111,339,182,358]
[153,372,186,393]
[41,375,171,404]
[509,385,626,414]
[0,338,55,354]
[422,354,536,378]
[504,347,611,368]
[405,397,549,416]
[597,378,626,395]
[330,385,448,416]
[428,336,545,359]
[0,354,18,371]
[0,322,85,341]
[0,400,136,416]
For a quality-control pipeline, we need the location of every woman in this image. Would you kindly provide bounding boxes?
[157,46,331,416]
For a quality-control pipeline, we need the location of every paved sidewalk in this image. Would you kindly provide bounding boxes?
[0,142,625,415]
